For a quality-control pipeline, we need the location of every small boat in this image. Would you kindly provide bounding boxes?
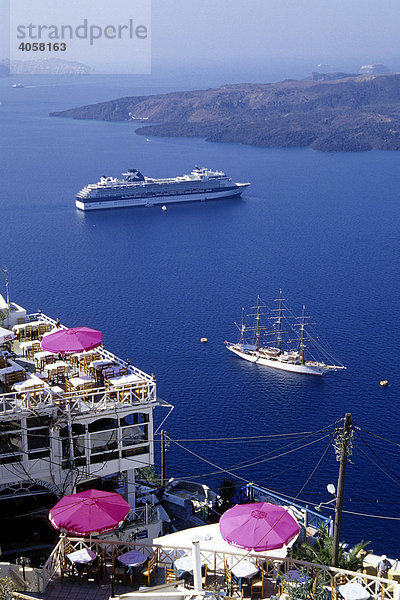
[380,380,389,387]
[161,205,167,211]
[200,337,208,343]
[12,83,24,88]
[225,291,346,376]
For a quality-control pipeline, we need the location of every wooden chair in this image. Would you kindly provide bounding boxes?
[250,567,265,599]
[86,557,103,584]
[103,369,115,380]
[119,367,129,376]
[0,356,8,368]
[165,567,178,584]
[23,325,33,341]
[332,573,347,600]
[37,323,50,339]
[16,317,26,324]
[4,370,26,391]
[205,566,223,589]
[142,554,157,586]
[60,540,75,584]
[55,365,66,384]
[112,555,126,585]
[225,564,241,598]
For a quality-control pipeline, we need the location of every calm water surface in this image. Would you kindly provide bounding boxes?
[1,74,400,555]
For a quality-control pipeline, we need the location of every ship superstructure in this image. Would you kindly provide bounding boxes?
[76,166,250,211]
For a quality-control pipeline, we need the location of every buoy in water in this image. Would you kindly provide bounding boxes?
[380,380,389,387]
[200,337,208,343]
[162,205,167,211]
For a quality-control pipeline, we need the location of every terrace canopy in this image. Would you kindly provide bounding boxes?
[153,523,297,571]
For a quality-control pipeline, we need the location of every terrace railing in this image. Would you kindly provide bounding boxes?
[41,535,400,600]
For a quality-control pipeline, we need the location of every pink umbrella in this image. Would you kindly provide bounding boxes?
[219,502,300,551]
[49,489,130,536]
[41,327,102,354]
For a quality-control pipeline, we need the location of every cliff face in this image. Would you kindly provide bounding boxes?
[50,73,400,151]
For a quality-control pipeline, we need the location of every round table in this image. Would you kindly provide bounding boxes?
[118,549,148,584]
[339,582,371,600]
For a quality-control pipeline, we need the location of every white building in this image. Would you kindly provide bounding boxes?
[0,295,172,544]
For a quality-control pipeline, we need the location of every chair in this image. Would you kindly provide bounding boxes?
[86,557,103,584]
[205,566,223,589]
[60,540,75,584]
[103,369,115,380]
[37,323,49,339]
[112,555,126,585]
[55,365,66,384]
[23,325,33,341]
[251,567,265,599]
[17,317,26,324]
[142,554,157,586]
[225,563,241,598]
[4,370,26,391]
[119,367,128,376]
[165,567,178,584]
[332,573,347,600]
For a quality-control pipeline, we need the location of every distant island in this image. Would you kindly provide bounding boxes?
[50,72,400,152]
[1,58,92,75]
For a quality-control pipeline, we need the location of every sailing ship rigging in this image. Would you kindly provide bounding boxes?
[225,291,346,375]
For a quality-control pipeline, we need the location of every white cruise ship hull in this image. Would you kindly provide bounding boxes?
[76,187,245,211]
[226,343,331,375]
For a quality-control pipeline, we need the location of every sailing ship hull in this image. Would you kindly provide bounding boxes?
[225,343,258,363]
[226,343,328,375]
[256,354,325,375]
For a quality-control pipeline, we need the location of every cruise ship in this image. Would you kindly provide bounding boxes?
[76,166,250,211]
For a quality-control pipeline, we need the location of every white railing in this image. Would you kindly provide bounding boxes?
[41,535,64,591]
[0,381,156,417]
[41,535,400,599]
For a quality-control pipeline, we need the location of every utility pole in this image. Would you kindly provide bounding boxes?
[332,413,352,567]
[161,430,166,487]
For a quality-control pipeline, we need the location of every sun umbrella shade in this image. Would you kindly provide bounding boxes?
[219,502,300,552]
[49,489,130,535]
[41,327,102,354]
[0,326,16,345]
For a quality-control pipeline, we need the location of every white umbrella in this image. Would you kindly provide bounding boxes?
[0,326,15,345]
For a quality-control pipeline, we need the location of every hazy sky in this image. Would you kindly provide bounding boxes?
[3,0,400,76]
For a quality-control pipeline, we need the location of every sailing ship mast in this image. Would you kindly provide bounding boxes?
[248,296,266,351]
[300,305,306,364]
[275,289,284,352]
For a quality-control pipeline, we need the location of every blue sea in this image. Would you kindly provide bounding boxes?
[1,68,400,556]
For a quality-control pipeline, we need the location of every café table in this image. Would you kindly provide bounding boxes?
[12,320,43,333]
[44,360,70,374]
[19,340,41,355]
[118,549,148,585]
[68,375,93,390]
[108,374,142,387]
[230,560,259,592]
[67,547,97,578]
[338,582,371,600]
[34,350,55,369]
[12,374,49,392]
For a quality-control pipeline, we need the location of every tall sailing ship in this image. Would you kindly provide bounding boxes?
[225,292,346,376]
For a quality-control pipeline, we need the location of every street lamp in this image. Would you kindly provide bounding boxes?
[315,484,336,511]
